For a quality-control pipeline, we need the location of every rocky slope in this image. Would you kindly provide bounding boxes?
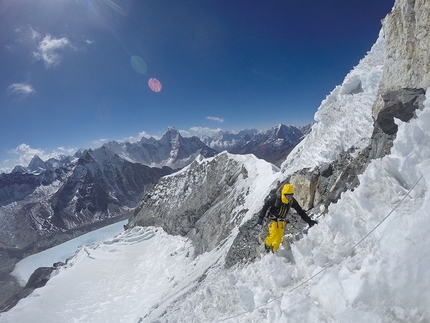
[126,152,279,265]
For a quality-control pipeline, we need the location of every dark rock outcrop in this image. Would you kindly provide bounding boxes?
[0,267,54,313]
[377,88,426,134]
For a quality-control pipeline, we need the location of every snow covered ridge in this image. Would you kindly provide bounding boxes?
[104,124,309,168]
[127,151,279,259]
[282,29,386,175]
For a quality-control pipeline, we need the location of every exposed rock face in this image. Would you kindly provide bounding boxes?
[289,146,370,214]
[49,146,172,231]
[127,152,256,256]
[0,267,54,313]
[290,170,319,210]
[373,0,430,118]
[126,152,283,269]
[376,88,426,134]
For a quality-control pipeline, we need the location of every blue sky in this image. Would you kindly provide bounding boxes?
[0,0,394,172]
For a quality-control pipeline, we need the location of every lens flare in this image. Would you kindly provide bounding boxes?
[131,56,147,74]
[148,78,162,92]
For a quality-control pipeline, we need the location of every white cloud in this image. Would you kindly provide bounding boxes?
[206,116,224,123]
[33,34,72,68]
[117,131,160,143]
[91,138,108,147]
[7,83,36,96]
[56,146,78,156]
[9,144,77,168]
[182,126,223,138]
[13,144,46,166]
[29,27,41,41]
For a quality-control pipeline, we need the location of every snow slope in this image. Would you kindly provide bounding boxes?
[282,30,385,175]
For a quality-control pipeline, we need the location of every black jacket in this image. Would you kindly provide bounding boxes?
[257,193,316,227]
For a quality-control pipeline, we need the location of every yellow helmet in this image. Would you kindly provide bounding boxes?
[282,183,294,195]
[281,184,294,204]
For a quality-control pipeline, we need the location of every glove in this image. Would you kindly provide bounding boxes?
[308,220,318,227]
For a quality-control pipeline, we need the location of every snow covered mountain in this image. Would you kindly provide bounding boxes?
[0,128,218,265]
[2,0,430,321]
[200,124,311,166]
[103,124,309,168]
[103,126,218,169]
[227,124,309,167]
[0,123,302,280]
[0,147,174,280]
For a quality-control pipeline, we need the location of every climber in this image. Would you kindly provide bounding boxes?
[257,183,317,253]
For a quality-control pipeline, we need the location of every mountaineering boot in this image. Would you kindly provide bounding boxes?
[264,245,273,253]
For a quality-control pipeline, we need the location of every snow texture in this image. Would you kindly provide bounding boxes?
[281,30,385,175]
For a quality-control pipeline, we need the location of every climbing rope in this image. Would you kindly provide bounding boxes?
[218,174,424,322]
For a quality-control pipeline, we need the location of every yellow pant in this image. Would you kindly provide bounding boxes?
[264,220,285,252]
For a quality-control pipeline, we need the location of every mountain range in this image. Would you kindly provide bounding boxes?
[0,123,308,285]
[2,0,430,319]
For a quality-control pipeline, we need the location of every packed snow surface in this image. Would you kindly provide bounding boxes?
[2,32,430,322]
[11,220,127,284]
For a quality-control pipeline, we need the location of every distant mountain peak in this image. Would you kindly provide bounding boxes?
[28,155,47,172]
[166,126,179,133]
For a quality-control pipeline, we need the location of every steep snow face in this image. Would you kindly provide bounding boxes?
[281,30,386,175]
